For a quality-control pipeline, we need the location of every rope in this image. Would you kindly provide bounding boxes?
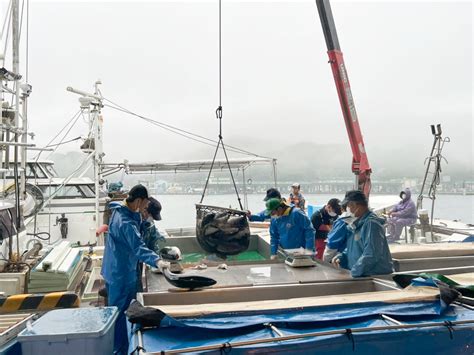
[33,109,81,161]
[0,0,12,42]
[199,137,220,204]
[200,0,243,210]
[1,1,12,67]
[218,0,222,110]
[345,328,355,351]
[24,151,95,227]
[104,103,223,152]
[444,320,454,340]
[44,110,83,159]
[103,101,270,159]
[18,0,24,40]
[45,136,81,148]
[220,342,232,354]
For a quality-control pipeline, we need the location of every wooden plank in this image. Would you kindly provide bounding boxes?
[449,273,474,285]
[390,243,474,259]
[154,286,440,318]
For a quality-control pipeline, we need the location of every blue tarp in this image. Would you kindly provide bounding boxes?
[142,281,451,330]
[158,300,445,330]
[129,306,474,354]
[128,283,474,354]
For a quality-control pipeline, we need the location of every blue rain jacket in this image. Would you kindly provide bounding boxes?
[249,210,268,222]
[326,217,353,252]
[270,207,315,255]
[101,202,160,286]
[140,219,166,253]
[339,211,393,277]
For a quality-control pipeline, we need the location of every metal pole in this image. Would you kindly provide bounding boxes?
[416,135,437,210]
[272,159,277,188]
[20,90,29,200]
[93,81,103,230]
[0,141,34,146]
[12,0,22,260]
[242,167,248,210]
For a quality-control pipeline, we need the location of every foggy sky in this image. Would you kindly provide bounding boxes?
[2,1,472,175]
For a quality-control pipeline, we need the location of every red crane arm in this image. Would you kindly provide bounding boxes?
[316,0,372,197]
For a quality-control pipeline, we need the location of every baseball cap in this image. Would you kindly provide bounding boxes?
[147,197,162,221]
[341,190,368,206]
[291,183,300,188]
[263,188,281,201]
[264,198,283,216]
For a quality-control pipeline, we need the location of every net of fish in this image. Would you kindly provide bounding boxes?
[195,204,250,258]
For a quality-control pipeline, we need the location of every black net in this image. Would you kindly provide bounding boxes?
[196,204,250,258]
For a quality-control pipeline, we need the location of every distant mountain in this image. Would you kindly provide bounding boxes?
[50,140,472,183]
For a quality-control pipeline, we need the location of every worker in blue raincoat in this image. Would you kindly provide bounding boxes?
[101,185,169,355]
[322,203,354,263]
[247,188,281,222]
[333,190,393,278]
[266,198,315,259]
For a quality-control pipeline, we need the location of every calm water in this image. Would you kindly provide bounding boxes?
[154,193,474,229]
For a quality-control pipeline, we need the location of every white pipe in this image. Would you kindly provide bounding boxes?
[66,86,101,100]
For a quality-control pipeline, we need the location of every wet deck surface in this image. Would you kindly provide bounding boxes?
[146,261,353,292]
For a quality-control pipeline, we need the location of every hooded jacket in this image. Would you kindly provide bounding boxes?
[391,188,417,220]
[140,218,165,253]
[326,216,353,252]
[270,207,315,255]
[339,210,393,277]
[101,202,160,286]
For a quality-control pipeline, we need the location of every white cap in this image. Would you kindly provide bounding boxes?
[291,183,300,188]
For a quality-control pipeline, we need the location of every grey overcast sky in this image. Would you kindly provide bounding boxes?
[2,1,473,171]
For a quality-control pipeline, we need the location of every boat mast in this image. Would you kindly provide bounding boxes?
[66,82,104,231]
[93,81,103,231]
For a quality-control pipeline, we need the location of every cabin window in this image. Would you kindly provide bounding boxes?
[25,164,37,178]
[5,163,46,179]
[42,164,58,177]
[40,185,87,199]
[79,185,95,198]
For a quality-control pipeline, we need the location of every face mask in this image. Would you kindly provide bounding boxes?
[328,211,337,217]
[347,206,355,218]
[346,206,355,217]
[340,211,351,218]
[147,216,154,223]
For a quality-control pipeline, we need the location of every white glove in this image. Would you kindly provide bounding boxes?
[156,259,170,271]
[270,255,277,260]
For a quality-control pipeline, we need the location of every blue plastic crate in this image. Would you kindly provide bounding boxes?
[18,307,118,355]
[306,204,323,218]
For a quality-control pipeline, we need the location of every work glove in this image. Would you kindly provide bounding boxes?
[156,259,170,272]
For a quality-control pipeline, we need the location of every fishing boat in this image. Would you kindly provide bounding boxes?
[1,0,473,354]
